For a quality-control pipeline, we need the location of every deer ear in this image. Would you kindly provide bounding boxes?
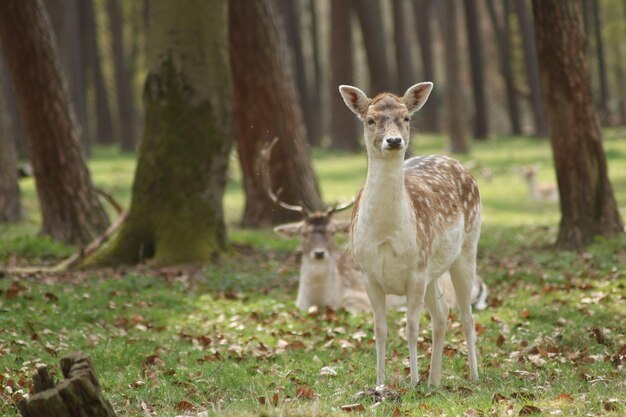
[331,220,352,235]
[403,82,433,114]
[339,85,369,119]
[273,221,303,238]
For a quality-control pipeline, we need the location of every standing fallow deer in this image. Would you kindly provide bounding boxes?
[339,82,482,387]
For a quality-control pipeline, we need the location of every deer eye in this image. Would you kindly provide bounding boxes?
[367,118,375,126]
[404,116,410,123]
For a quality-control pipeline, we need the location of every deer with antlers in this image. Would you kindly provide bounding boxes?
[339,82,482,387]
[261,138,370,311]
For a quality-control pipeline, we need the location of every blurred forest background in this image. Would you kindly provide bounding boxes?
[0,0,625,265]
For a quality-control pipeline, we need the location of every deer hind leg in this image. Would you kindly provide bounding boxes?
[449,253,479,381]
[424,279,449,386]
[365,278,388,387]
[405,278,427,385]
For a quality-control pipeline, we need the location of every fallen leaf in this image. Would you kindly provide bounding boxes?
[296,384,315,399]
[557,393,573,402]
[604,399,620,411]
[174,400,194,412]
[320,366,337,377]
[519,405,541,415]
[496,333,506,347]
[341,403,365,413]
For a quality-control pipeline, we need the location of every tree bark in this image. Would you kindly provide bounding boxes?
[443,0,469,154]
[83,0,115,145]
[43,0,90,152]
[486,0,522,135]
[531,0,623,249]
[590,0,609,122]
[516,0,547,137]
[463,0,489,140]
[352,0,393,93]
[330,0,359,151]
[279,0,320,147]
[306,0,323,147]
[392,0,415,91]
[16,352,116,417]
[412,0,440,132]
[230,0,325,227]
[106,0,137,151]
[0,57,26,158]
[0,69,22,223]
[87,0,232,266]
[0,0,109,245]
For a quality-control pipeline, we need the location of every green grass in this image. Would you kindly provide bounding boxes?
[1,130,626,416]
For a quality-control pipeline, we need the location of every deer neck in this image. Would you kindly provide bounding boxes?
[361,154,412,231]
[297,255,342,309]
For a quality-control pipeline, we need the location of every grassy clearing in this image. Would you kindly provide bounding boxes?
[1,130,625,416]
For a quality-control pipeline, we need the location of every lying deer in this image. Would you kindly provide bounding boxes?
[518,164,558,202]
[340,82,481,387]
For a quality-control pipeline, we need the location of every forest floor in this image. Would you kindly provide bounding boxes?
[1,130,625,416]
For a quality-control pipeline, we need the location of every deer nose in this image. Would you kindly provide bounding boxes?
[385,137,403,148]
[313,250,326,259]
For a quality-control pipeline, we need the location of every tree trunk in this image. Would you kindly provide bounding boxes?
[412,0,440,132]
[16,352,116,417]
[0,0,109,245]
[106,0,137,151]
[230,0,325,227]
[486,0,522,135]
[590,0,609,122]
[392,0,415,91]
[463,0,489,140]
[516,0,547,137]
[87,0,232,266]
[279,0,319,147]
[531,0,623,249]
[44,0,90,152]
[330,0,359,151]
[443,0,468,154]
[307,0,323,147]
[615,43,626,125]
[0,70,22,223]
[83,0,115,145]
[0,57,26,159]
[352,0,393,93]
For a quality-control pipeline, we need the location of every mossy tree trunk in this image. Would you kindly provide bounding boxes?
[532,0,624,249]
[0,0,109,245]
[88,0,232,266]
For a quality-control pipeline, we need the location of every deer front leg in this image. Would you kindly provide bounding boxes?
[365,278,387,387]
[406,278,427,385]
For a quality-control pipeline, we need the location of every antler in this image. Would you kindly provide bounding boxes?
[326,198,355,216]
[260,137,308,215]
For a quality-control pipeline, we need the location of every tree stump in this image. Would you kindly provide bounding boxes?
[16,352,117,417]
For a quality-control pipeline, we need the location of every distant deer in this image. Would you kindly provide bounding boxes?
[340,82,481,387]
[518,164,558,202]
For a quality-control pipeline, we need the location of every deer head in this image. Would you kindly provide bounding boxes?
[260,137,354,261]
[339,83,433,158]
